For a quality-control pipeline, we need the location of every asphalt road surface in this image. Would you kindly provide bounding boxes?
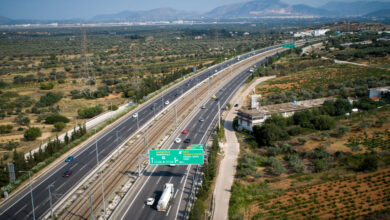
[0,44,281,220]
[116,57,269,220]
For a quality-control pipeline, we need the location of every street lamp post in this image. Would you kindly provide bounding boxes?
[19,171,35,220]
[136,113,139,129]
[48,184,54,220]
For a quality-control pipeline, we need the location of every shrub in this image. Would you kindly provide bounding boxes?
[53,122,66,132]
[35,92,62,107]
[40,82,54,90]
[268,157,287,175]
[253,123,289,147]
[297,137,307,145]
[0,125,13,134]
[109,105,119,111]
[45,114,70,124]
[336,125,350,136]
[359,154,378,172]
[78,105,103,118]
[24,127,42,141]
[13,114,30,126]
[312,115,335,130]
[286,154,305,173]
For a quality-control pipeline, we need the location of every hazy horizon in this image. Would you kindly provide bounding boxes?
[0,0,389,20]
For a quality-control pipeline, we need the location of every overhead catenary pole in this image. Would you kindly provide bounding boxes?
[175,102,178,126]
[100,169,106,219]
[89,192,95,220]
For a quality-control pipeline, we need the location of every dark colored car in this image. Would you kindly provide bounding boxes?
[234,104,239,107]
[184,138,191,143]
[63,170,72,177]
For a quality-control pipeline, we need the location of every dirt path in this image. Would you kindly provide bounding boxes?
[212,76,275,220]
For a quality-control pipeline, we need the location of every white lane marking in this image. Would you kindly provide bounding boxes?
[180,175,185,184]
[166,205,172,216]
[168,176,173,183]
[157,176,162,184]
[70,163,78,170]
[80,164,88,170]
[107,136,113,142]
[174,165,191,219]
[89,150,95,155]
[120,166,159,220]
[14,204,26,216]
[142,204,145,209]
[174,190,178,199]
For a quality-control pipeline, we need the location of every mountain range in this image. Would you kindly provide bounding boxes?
[1,0,390,25]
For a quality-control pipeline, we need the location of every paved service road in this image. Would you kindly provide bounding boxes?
[0,43,282,220]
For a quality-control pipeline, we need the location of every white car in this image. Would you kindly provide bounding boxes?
[165,100,170,105]
[146,197,155,206]
[201,105,206,109]
[175,138,181,143]
[132,113,138,118]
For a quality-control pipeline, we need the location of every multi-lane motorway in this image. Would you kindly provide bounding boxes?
[0,43,284,219]
[114,56,265,220]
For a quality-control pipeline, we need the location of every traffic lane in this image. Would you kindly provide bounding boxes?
[1,44,278,219]
[124,68,252,220]
[127,164,188,220]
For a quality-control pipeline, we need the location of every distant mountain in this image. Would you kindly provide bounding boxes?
[320,1,390,16]
[91,8,200,22]
[0,16,13,25]
[204,0,332,18]
[365,9,390,18]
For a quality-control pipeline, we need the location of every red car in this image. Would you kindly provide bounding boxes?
[182,129,188,134]
[63,170,72,177]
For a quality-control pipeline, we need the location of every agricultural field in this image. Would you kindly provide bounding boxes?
[0,24,286,161]
[229,40,390,219]
[250,169,390,219]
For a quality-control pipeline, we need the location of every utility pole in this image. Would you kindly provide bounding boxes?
[48,184,54,220]
[19,171,35,220]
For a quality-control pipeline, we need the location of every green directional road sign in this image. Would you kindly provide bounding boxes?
[282,43,295,49]
[190,144,203,150]
[149,149,204,165]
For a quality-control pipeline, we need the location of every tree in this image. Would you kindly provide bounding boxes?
[45,114,70,124]
[24,127,42,141]
[312,115,335,130]
[359,154,378,172]
[253,123,289,147]
[54,122,66,132]
[336,125,350,137]
[268,157,286,175]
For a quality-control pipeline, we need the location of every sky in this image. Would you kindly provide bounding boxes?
[0,0,388,20]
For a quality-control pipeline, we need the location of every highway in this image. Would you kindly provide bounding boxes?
[0,43,282,220]
[113,57,268,220]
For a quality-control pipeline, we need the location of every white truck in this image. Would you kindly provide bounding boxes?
[157,183,174,211]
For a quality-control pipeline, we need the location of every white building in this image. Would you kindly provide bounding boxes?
[314,29,330,36]
[237,97,335,131]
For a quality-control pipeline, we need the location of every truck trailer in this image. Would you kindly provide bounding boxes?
[157,183,174,211]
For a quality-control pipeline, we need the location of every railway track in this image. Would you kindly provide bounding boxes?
[57,48,281,219]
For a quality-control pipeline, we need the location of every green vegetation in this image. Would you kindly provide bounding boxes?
[24,127,42,141]
[189,127,221,220]
[45,113,70,124]
[78,105,103,118]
